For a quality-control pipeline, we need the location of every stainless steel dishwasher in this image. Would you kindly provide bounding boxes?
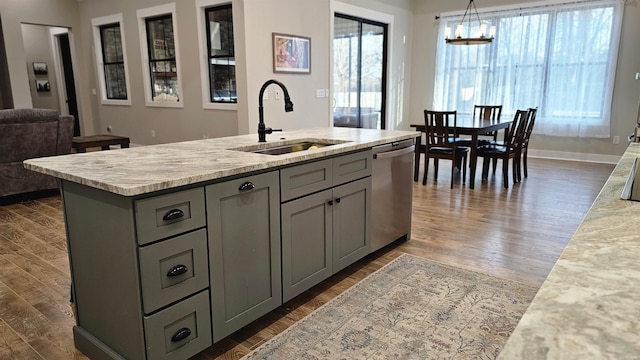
[370,139,415,252]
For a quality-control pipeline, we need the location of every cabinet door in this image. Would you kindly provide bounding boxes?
[332,177,371,273]
[206,171,281,342]
[281,189,333,302]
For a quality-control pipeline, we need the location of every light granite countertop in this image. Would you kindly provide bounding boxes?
[498,143,640,359]
[24,127,417,196]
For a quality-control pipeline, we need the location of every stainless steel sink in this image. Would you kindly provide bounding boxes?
[231,139,350,155]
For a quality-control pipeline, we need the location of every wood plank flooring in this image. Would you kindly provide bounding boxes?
[0,158,614,359]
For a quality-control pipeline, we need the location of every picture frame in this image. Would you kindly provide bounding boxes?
[33,62,47,75]
[35,80,50,92]
[272,33,311,74]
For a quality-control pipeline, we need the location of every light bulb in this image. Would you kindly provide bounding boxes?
[455,25,463,39]
[445,27,451,40]
[479,24,487,38]
[489,26,496,38]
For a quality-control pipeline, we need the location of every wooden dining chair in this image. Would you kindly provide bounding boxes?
[423,110,470,188]
[455,105,503,147]
[476,109,528,189]
[475,105,503,144]
[516,107,538,181]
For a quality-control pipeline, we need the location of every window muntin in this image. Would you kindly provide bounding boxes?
[99,23,127,100]
[145,14,179,102]
[434,0,623,138]
[205,4,236,103]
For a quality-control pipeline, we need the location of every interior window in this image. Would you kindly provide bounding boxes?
[205,4,236,103]
[99,23,127,100]
[145,14,179,103]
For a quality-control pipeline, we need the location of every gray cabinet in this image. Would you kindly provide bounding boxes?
[206,171,282,342]
[62,148,377,358]
[280,151,372,302]
[63,182,211,360]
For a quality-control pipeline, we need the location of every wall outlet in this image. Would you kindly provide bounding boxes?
[262,92,268,100]
[613,136,620,144]
[275,89,281,100]
[151,129,156,138]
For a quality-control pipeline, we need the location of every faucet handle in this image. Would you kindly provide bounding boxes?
[265,127,282,134]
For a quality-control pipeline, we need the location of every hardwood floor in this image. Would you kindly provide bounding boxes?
[0,158,614,359]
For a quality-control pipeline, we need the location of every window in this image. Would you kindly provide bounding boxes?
[206,5,236,103]
[137,3,182,107]
[434,0,623,138]
[196,0,237,109]
[92,14,131,105]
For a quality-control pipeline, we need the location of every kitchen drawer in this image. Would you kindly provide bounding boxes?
[138,229,209,313]
[280,159,332,202]
[144,290,212,360]
[135,187,205,245]
[333,150,372,186]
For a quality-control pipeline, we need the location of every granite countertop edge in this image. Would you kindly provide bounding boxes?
[497,143,640,359]
[24,127,418,197]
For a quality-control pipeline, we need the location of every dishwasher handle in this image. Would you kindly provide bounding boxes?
[373,145,415,160]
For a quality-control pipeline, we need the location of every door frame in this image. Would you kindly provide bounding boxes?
[49,26,81,135]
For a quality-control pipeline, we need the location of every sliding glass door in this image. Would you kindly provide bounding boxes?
[333,14,387,129]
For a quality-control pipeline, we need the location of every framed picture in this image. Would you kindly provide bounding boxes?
[35,80,50,92]
[33,62,47,75]
[273,33,310,74]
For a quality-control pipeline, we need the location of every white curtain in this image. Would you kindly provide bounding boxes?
[434,0,624,138]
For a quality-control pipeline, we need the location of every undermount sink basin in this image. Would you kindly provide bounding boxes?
[231,139,350,155]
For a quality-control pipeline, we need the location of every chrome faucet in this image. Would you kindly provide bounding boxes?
[258,79,293,142]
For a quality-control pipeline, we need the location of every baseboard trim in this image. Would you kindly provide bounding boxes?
[528,149,620,164]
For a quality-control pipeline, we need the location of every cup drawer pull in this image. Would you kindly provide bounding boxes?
[239,181,255,191]
[162,209,185,221]
[166,264,189,277]
[171,327,192,342]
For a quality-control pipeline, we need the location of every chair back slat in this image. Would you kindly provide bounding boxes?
[474,105,502,121]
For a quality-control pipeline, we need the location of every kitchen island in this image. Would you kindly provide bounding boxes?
[25,127,417,360]
[498,143,640,359]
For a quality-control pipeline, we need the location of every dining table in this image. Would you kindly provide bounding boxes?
[411,117,513,189]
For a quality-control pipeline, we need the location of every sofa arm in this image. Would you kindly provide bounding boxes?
[57,115,74,155]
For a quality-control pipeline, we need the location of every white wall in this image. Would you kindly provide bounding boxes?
[21,23,61,111]
[410,0,640,160]
[0,0,93,133]
[240,0,332,136]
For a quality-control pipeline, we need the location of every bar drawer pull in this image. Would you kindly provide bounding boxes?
[171,327,192,342]
[162,209,184,221]
[167,264,188,277]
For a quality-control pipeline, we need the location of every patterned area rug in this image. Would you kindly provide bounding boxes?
[243,253,538,359]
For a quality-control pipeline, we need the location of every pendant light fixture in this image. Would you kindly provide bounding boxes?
[444,0,495,45]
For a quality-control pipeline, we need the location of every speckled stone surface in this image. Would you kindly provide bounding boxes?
[24,127,417,196]
[498,143,640,359]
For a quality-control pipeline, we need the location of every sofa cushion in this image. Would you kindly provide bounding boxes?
[0,109,74,198]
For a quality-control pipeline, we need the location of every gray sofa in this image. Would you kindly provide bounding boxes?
[0,109,74,198]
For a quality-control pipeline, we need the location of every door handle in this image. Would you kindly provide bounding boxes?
[373,145,415,159]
